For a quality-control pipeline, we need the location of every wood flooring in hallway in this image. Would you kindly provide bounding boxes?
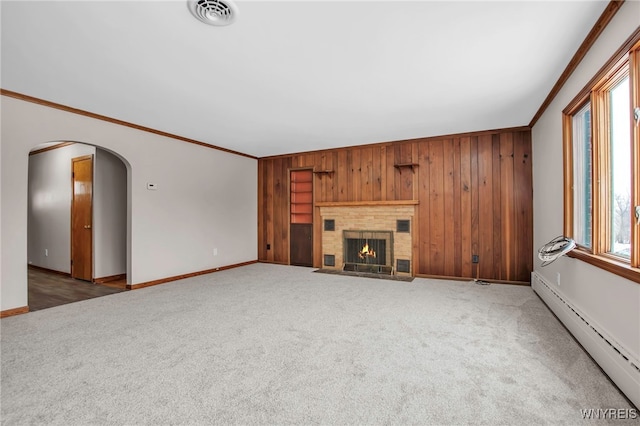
[28,267,127,312]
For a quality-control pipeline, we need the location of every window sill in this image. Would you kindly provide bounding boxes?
[568,249,640,284]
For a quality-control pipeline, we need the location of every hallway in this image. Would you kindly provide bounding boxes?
[28,267,127,312]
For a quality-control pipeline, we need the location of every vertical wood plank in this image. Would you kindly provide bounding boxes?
[317,153,326,203]
[513,131,533,282]
[418,141,430,274]
[477,135,494,279]
[443,139,456,276]
[429,140,445,275]
[325,152,333,203]
[258,159,265,260]
[411,142,420,201]
[460,137,473,278]
[303,154,315,168]
[500,132,515,280]
[352,148,362,201]
[399,143,414,200]
[331,150,339,202]
[387,145,396,200]
[313,162,322,267]
[265,159,275,262]
[346,150,354,201]
[361,146,374,201]
[492,135,503,280]
[470,136,479,279]
[394,144,402,200]
[380,145,388,201]
[285,159,293,263]
[313,153,323,267]
[273,158,285,263]
[452,138,462,277]
[284,159,293,264]
[372,146,382,201]
[337,150,348,202]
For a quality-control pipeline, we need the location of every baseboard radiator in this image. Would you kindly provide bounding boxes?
[531,272,640,408]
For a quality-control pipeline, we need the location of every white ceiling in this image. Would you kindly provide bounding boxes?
[1,1,608,157]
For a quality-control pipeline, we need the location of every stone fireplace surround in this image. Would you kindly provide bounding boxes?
[317,201,416,276]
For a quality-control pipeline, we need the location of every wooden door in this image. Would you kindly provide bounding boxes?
[71,155,93,281]
[290,170,313,266]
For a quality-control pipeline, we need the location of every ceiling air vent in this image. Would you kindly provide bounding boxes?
[188,0,239,27]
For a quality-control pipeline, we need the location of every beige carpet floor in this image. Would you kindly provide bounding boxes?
[0,263,634,425]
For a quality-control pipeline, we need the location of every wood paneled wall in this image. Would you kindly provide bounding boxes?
[258,128,533,283]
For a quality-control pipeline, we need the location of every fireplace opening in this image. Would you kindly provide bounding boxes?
[345,238,386,265]
[343,230,393,274]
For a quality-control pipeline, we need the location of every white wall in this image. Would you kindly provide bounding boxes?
[1,95,258,310]
[94,148,127,278]
[27,144,96,273]
[532,0,639,373]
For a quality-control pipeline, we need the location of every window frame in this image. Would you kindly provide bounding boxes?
[564,97,593,251]
[562,33,640,284]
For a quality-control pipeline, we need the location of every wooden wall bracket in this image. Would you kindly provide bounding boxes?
[393,163,419,173]
[313,170,334,177]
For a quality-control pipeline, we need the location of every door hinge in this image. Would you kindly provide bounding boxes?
[72,172,75,178]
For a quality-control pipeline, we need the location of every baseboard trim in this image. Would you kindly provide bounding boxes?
[94,274,126,284]
[258,260,290,266]
[127,260,258,290]
[27,264,71,277]
[532,271,640,408]
[0,306,29,318]
[415,273,530,286]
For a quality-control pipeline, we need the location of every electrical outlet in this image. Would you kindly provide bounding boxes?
[472,255,479,264]
[556,272,561,286]
[213,248,218,256]
[45,249,48,257]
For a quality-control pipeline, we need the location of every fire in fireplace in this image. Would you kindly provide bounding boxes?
[359,243,376,260]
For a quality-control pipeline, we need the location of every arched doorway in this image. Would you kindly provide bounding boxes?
[26,141,131,311]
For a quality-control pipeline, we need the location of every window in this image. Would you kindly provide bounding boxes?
[571,102,592,248]
[609,75,631,259]
[563,36,640,283]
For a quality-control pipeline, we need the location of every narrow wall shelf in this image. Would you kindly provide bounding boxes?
[313,170,334,177]
[393,163,419,173]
